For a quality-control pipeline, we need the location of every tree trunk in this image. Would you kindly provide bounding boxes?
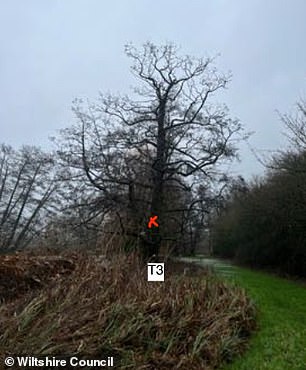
[145,98,167,259]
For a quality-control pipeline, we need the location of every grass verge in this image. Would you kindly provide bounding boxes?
[191,258,306,370]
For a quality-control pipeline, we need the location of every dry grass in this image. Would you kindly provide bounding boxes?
[0,252,75,302]
[0,251,256,369]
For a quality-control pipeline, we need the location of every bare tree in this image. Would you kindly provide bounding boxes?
[280,99,306,150]
[55,42,244,259]
[266,99,306,174]
[0,144,58,252]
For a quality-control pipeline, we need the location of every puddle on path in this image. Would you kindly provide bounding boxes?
[179,257,236,276]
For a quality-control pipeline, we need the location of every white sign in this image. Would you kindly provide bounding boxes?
[147,263,164,281]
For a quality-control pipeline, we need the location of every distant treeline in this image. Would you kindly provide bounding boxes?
[212,100,306,278]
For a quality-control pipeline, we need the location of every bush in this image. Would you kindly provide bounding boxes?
[212,151,306,277]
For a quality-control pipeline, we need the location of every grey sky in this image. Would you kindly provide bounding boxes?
[1,0,306,179]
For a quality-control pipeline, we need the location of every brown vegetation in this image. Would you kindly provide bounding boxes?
[0,250,256,369]
[0,252,75,302]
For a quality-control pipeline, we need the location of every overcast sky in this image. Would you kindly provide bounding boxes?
[1,0,306,179]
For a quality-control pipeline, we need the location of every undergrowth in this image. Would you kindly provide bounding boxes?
[0,251,256,369]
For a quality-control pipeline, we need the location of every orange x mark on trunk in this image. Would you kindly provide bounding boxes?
[148,215,159,228]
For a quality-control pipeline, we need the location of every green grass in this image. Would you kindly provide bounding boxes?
[193,258,306,370]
